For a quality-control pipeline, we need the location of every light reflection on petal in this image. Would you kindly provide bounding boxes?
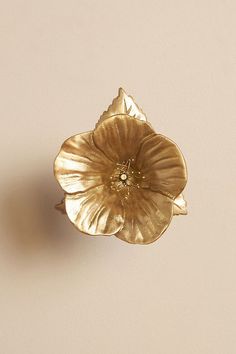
[65,185,124,236]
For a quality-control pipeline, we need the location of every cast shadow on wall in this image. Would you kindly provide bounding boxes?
[0,169,105,261]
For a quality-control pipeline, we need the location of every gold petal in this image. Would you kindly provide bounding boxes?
[173,194,187,215]
[65,186,124,236]
[115,189,173,244]
[93,115,154,162]
[54,132,115,193]
[97,88,147,127]
[136,134,187,199]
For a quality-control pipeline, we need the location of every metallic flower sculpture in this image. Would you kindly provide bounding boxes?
[54,88,187,244]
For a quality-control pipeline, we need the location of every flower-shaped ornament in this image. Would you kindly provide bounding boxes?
[54,88,187,244]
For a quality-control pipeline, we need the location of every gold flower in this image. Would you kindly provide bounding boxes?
[54,89,187,244]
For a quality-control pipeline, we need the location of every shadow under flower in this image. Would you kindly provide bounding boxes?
[0,170,106,262]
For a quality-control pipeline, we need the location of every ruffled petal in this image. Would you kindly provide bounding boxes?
[136,133,187,199]
[65,185,124,236]
[93,115,154,162]
[115,189,173,244]
[54,131,114,193]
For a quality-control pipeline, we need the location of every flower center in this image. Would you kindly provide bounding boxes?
[109,158,145,200]
[120,173,128,181]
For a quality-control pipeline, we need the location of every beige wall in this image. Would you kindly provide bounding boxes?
[0,1,236,353]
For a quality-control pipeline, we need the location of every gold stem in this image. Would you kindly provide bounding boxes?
[55,198,66,214]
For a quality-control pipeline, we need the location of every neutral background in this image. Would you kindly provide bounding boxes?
[0,1,236,353]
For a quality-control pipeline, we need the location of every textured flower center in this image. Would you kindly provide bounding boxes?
[120,173,128,181]
[110,158,145,200]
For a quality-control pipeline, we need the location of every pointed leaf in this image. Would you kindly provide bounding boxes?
[173,194,187,215]
[96,88,147,126]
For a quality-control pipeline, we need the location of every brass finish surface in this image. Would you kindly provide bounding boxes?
[54,88,188,244]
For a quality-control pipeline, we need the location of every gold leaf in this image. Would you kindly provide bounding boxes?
[97,88,147,126]
[173,194,187,215]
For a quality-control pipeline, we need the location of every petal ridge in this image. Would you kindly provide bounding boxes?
[65,185,124,236]
[54,131,115,194]
[136,133,187,199]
